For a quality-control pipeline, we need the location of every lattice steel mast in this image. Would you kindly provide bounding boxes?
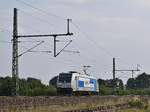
[12,8,73,95]
[12,8,19,96]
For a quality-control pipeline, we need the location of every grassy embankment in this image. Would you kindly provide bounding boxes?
[5,96,147,112]
[117,96,150,112]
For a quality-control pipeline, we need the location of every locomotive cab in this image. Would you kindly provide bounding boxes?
[57,72,73,95]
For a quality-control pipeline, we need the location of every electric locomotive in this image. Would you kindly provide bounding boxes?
[57,71,99,95]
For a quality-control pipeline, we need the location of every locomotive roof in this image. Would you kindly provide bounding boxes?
[59,71,97,79]
[72,72,97,79]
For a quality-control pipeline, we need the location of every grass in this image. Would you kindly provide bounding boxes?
[118,109,150,112]
[117,96,150,112]
[6,96,130,112]
[117,109,143,112]
[4,96,150,112]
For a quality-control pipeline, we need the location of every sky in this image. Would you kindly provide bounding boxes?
[0,0,150,84]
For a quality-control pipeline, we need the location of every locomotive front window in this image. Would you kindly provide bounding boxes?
[59,73,72,83]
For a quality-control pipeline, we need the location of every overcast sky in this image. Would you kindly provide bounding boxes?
[0,0,150,84]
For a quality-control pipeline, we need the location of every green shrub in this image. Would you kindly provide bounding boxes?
[99,85,113,95]
[128,97,148,109]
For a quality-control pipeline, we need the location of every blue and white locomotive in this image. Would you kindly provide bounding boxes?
[57,71,99,95]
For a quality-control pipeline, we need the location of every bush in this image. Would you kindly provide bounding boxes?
[128,97,148,109]
[0,76,57,96]
[99,85,113,95]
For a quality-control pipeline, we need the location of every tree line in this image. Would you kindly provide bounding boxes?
[0,77,56,96]
[0,72,150,96]
[98,72,150,95]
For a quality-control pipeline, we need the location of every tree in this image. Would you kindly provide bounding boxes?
[49,76,58,87]
[98,78,124,95]
[0,77,13,96]
[135,73,150,88]
[0,76,57,96]
[126,78,136,89]
[126,73,150,89]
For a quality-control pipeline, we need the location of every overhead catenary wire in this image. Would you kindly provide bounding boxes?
[70,22,114,70]
[16,9,80,57]
[54,37,104,68]
[18,41,45,57]
[11,8,76,96]
[18,22,46,34]
[0,8,74,58]
[0,12,134,72]
[21,36,45,43]
[0,15,50,54]
[17,10,75,52]
[71,22,141,80]
[16,5,68,32]
[0,1,139,70]
[17,40,41,43]
[27,50,51,53]
[115,57,135,69]
[72,39,112,69]
[70,41,111,68]
[71,21,136,69]
[0,27,12,34]
[0,16,46,34]
[0,40,11,43]
[1,5,139,83]
[13,2,106,65]
[71,21,114,57]
[15,0,66,20]
[48,57,80,68]
[18,9,56,27]
[19,44,52,54]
